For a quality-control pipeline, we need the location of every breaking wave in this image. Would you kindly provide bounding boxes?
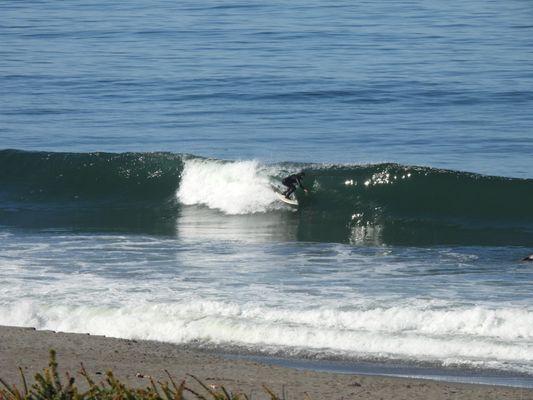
[2,149,533,245]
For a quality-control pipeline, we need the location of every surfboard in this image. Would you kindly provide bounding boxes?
[273,188,298,206]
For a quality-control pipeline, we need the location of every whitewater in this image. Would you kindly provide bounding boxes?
[1,229,532,375]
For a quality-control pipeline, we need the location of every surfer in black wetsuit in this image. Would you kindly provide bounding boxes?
[282,172,308,199]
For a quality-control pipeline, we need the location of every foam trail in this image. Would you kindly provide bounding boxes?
[177,159,279,214]
[2,300,532,374]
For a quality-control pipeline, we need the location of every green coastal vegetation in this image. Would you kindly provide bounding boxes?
[0,350,288,400]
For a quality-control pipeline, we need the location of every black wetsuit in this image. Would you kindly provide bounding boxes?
[282,174,306,198]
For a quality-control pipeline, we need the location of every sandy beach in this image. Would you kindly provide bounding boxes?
[0,325,531,400]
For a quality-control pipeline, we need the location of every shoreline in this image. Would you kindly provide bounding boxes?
[1,325,531,399]
[224,354,533,389]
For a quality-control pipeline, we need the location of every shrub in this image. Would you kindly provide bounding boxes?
[0,350,284,400]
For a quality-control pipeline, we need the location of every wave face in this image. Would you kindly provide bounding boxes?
[2,149,533,245]
[0,149,183,200]
[0,149,183,233]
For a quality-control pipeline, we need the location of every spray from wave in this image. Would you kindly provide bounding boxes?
[177,158,280,214]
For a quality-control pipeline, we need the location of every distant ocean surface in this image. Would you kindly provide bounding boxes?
[1,0,533,382]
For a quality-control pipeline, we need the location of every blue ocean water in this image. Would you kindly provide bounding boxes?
[1,0,533,383]
[2,0,533,176]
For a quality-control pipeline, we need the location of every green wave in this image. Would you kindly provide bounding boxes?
[1,149,532,245]
[299,164,533,245]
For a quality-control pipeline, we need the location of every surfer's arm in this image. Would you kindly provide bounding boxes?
[298,179,308,192]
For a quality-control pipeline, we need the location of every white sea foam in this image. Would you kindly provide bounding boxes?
[2,232,532,375]
[2,299,532,374]
[177,159,281,214]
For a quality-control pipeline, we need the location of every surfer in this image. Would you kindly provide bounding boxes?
[282,172,308,199]
[522,254,533,262]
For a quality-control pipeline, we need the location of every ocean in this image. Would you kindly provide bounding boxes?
[1,0,533,385]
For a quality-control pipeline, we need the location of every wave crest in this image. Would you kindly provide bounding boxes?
[177,159,279,214]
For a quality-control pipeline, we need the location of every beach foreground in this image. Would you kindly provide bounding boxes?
[0,326,530,400]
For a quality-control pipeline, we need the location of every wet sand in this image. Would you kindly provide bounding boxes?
[0,325,531,399]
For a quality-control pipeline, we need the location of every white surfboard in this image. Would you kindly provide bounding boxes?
[274,189,298,206]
